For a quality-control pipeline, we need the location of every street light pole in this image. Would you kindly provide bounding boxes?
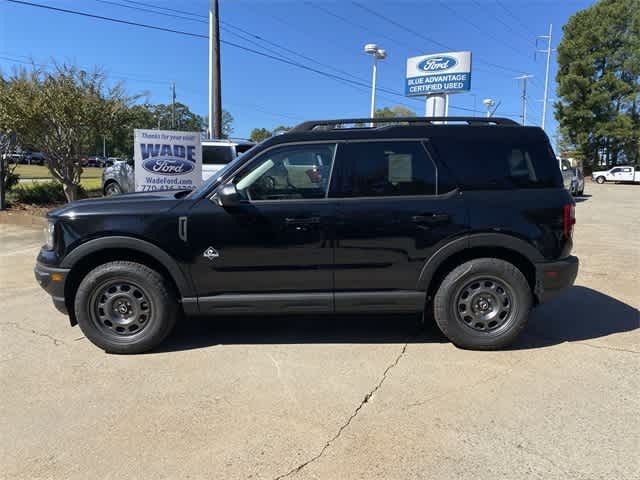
[364,44,386,127]
[369,57,377,120]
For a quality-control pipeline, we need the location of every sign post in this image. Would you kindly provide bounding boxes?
[134,129,202,193]
[406,51,472,118]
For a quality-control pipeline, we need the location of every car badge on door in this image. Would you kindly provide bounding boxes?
[203,247,220,260]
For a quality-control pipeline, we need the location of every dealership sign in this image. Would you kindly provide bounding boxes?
[405,51,472,96]
[134,129,202,192]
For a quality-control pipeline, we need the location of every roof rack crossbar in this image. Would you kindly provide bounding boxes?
[290,116,519,132]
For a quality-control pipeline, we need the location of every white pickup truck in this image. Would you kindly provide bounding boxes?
[592,166,640,184]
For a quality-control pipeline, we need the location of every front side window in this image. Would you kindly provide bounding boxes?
[234,143,336,201]
[331,141,436,197]
[610,168,621,173]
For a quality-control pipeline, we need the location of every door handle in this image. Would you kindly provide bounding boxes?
[285,216,321,225]
[411,213,450,225]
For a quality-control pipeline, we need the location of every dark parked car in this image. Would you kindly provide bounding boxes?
[35,117,578,354]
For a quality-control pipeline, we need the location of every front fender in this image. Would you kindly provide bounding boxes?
[60,235,193,297]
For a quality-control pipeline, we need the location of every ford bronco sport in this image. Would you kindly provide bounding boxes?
[35,117,578,354]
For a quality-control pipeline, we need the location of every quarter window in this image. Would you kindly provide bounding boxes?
[234,144,336,201]
[331,141,436,197]
[429,137,562,190]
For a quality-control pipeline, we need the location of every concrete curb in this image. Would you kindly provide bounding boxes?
[0,210,47,228]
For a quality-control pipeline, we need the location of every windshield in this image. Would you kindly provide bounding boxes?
[188,144,260,198]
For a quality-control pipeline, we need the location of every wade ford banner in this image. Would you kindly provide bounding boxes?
[405,51,472,96]
[134,129,202,192]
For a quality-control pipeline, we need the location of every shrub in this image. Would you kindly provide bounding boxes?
[11,181,86,205]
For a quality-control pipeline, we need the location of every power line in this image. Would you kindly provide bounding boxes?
[0,54,304,123]
[437,1,527,57]
[91,0,408,94]
[495,0,538,37]
[4,0,516,118]
[350,1,528,75]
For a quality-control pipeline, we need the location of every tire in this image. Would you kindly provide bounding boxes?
[74,261,178,354]
[104,181,122,196]
[595,176,606,184]
[433,258,532,350]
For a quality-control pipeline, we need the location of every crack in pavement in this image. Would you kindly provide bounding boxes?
[0,321,65,346]
[272,343,408,480]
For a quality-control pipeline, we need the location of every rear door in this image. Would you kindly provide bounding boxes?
[329,139,467,313]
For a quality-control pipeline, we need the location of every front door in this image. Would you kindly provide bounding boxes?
[328,139,467,313]
[187,142,337,314]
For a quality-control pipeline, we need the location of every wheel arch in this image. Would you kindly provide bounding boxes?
[61,236,193,324]
[102,179,120,195]
[418,233,542,303]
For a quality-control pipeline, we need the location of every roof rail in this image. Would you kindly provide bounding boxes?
[290,116,519,132]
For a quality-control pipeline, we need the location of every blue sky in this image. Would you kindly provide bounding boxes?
[1,0,593,143]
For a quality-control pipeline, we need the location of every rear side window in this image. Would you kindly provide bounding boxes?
[331,141,436,197]
[431,137,562,190]
[202,145,235,165]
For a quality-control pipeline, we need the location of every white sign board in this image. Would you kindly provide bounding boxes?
[405,51,472,96]
[134,129,202,192]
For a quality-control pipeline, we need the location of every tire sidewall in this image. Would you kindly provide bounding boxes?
[105,182,122,196]
[434,258,532,349]
[74,262,175,353]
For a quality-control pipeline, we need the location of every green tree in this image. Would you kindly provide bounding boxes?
[375,105,416,118]
[0,64,132,201]
[554,0,640,167]
[250,127,272,142]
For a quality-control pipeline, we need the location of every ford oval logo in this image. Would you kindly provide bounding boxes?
[142,158,194,176]
[418,56,458,72]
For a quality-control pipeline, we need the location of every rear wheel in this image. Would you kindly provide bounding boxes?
[596,176,606,184]
[104,181,122,196]
[433,258,532,350]
[74,261,177,354]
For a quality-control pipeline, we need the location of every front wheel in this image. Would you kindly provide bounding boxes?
[595,176,606,184]
[433,258,532,350]
[74,261,178,354]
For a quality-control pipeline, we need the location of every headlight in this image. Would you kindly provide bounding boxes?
[44,220,55,250]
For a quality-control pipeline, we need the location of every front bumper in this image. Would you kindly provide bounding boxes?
[534,255,579,303]
[34,262,70,315]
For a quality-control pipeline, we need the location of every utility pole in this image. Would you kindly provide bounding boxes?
[209,0,222,139]
[515,74,533,125]
[102,135,106,157]
[537,24,553,130]
[171,81,176,130]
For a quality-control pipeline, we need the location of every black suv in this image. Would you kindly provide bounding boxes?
[35,117,578,354]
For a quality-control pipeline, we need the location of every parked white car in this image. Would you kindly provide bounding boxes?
[201,139,255,180]
[592,166,640,184]
[101,139,255,196]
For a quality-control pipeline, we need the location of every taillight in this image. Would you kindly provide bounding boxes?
[563,204,575,238]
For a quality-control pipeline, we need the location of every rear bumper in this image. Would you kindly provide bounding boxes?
[34,262,70,315]
[534,255,579,303]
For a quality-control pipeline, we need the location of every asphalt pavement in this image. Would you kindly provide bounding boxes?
[1,183,638,479]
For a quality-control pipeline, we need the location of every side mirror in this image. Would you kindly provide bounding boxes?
[217,183,242,207]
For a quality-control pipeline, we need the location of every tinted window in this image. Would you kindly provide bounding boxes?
[610,168,621,173]
[203,145,235,165]
[430,137,562,190]
[235,144,335,200]
[332,141,436,197]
